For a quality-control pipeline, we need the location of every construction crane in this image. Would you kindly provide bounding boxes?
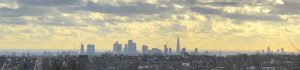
[290,42,300,52]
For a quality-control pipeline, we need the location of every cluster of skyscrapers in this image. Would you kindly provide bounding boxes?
[80,43,95,56]
[112,37,199,56]
[256,46,285,55]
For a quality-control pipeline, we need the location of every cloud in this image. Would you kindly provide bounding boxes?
[270,0,300,15]
[190,6,283,21]
[190,6,223,15]
[17,0,83,7]
[0,0,19,9]
[0,6,59,17]
[78,1,171,15]
[223,13,283,21]
[198,1,242,6]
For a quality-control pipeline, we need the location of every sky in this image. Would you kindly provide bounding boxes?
[0,0,300,52]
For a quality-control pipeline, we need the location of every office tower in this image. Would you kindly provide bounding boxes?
[127,40,137,56]
[181,48,187,55]
[194,48,198,55]
[164,44,168,55]
[181,48,186,53]
[152,48,162,55]
[267,47,271,54]
[256,50,260,54]
[142,45,148,55]
[80,43,84,55]
[277,49,280,54]
[87,44,95,56]
[168,48,172,55]
[176,37,181,55]
[124,44,128,55]
[281,48,284,54]
[113,41,122,55]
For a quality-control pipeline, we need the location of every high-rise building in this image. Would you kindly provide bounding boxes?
[267,47,271,54]
[127,40,137,56]
[181,48,187,55]
[113,41,122,55]
[194,48,198,55]
[164,44,168,55]
[176,37,181,55]
[80,43,84,55]
[87,44,95,56]
[256,50,260,54]
[181,48,186,53]
[124,44,128,55]
[281,48,284,54]
[142,45,148,55]
[152,48,162,55]
[168,48,172,55]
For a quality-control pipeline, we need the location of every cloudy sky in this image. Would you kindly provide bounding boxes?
[0,0,300,52]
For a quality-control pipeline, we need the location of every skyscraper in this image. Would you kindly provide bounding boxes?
[87,44,95,56]
[124,44,128,55]
[142,45,148,55]
[176,37,181,55]
[164,44,168,55]
[113,41,122,55]
[281,48,284,54]
[267,47,271,54]
[152,48,162,55]
[181,48,186,53]
[168,48,172,55]
[194,48,198,55]
[127,40,137,56]
[80,43,84,55]
[181,48,187,56]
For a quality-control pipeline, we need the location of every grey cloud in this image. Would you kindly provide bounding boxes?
[223,14,283,21]
[36,16,83,26]
[199,1,242,7]
[161,0,198,5]
[0,6,60,25]
[0,6,58,17]
[190,6,283,21]
[0,17,27,25]
[270,0,300,15]
[17,0,82,7]
[190,6,223,15]
[78,2,171,15]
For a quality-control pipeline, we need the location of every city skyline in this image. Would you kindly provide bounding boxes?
[76,37,289,55]
[0,0,299,70]
[0,0,300,52]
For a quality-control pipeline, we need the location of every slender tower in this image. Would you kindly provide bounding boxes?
[176,37,181,54]
[164,44,168,55]
[80,43,84,55]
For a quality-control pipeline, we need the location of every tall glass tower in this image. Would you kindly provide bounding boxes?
[80,43,84,55]
[176,37,180,54]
